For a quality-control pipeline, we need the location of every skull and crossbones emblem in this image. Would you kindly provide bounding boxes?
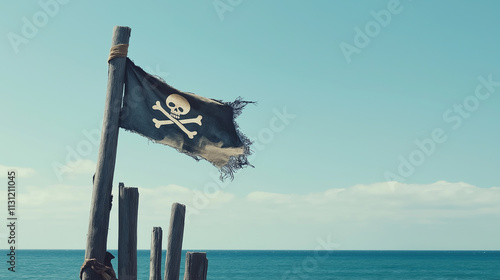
[152,94,202,139]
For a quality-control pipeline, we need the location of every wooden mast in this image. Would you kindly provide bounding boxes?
[81,25,131,280]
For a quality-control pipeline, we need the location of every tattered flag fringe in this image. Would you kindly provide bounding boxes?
[219,97,256,180]
[170,97,255,181]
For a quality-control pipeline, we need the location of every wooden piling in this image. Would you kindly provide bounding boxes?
[149,227,163,280]
[118,183,139,280]
[183,252,208,280]
[164,203,186,280]
[82,25,131,280]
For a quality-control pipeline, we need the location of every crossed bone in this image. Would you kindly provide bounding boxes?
[152,101,202,139]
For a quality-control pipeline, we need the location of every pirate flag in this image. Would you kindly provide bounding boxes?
[119,58,253,180]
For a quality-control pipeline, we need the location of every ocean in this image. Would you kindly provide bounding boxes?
[3,250,500,279]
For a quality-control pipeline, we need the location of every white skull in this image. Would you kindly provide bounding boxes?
[166,94,190,119]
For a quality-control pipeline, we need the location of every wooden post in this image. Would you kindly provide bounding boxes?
[149,227,163,280]
[118,183,139,280]
[183,252,208,280]
[164,203,186,280]
[82,25,131,280]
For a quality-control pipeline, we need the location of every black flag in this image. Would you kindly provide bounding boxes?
[119,58,253,179]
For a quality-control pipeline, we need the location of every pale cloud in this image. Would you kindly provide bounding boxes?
[11,181,500,250]
[188,181,500,249]
[137,184,236,221]
[10,183,92,249]
[51,159,97,182]
[19,183,91,220]
[62,159,96,176]
[247,191,293,204]
[0,164,36,177]
[243,181,500,223]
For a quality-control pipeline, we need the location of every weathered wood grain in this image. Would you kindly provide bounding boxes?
[164,203,186,280]
[82,25,131,280]
[184,252,208,280]
[118,183,139,280]
[150,227,163,280]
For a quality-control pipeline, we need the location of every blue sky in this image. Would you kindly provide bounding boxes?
[0,0,499,250]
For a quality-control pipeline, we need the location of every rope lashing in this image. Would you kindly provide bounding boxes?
[108,44,129,62]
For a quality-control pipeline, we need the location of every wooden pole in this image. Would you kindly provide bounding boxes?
[82,25,131,280]
[164,203,186,280]
[149,227,163,280]
[183,252,208,280]
[118,183,139,280]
